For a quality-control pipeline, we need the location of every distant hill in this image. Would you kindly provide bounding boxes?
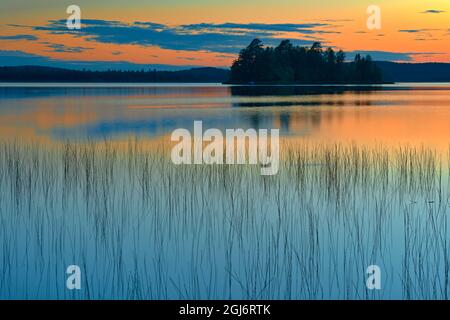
[1,63,450,83]
[0,66,230,83]
[376,62,450,83]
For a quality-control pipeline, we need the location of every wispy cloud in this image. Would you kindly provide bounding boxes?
[420,9,445,14]
[0,50,195,70]
[39,42,93,53]
[179,22,332,34]
[0,34,37,41]
[31,19,339,53]
[398,29,436,33]
[398,28,444,39]
[415,38,439,41]
[347,50,443,62]
[348,51,411,62]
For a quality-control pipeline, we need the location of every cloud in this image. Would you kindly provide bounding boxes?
[39,42,93,53]
[399,28,443,40]
[414,38,439,41]
[421,9,445,14]
[347,51,413,62]
[320,19,354,22]
[179,22,331,34]
[0,50,51,65]
[177,57,198,61]
[0,50,192,71]
[0,34,37,41]
[399,29,422,33]
[398,29,441,38]
[347,50,443,62]
[31,19,336,53]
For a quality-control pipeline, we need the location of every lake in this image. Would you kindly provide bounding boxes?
[0,83,450,299]
[1,83,450,148]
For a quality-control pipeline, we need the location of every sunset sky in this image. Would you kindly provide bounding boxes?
[0,0,449,70]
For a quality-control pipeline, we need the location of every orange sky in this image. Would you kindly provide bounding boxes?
[0,0,449,67]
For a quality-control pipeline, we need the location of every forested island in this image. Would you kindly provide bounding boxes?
[228,39,383,84]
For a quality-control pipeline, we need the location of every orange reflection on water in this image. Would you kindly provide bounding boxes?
[1,85,450,153]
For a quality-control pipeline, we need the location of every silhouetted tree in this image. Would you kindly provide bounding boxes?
[230,39,264,83]
[229,39,383,84]
[273,40,295,82]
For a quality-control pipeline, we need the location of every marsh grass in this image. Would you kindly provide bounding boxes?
[0,139,449,299]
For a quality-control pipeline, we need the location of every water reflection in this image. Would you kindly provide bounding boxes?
[1,84,450,149]
[229,84,384,96]
[1,83,450,299]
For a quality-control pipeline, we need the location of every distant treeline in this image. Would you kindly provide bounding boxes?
[3,59,450,84]
[0,66,230,83]
[376,61,450,83]
[229,39,383,84]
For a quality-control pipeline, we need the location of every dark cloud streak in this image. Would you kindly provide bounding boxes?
[0,34,37,40]
[420,9,445,14]
[31,19,338,53]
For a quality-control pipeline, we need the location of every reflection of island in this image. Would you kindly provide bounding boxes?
[3,84,450,144]
[227,39,383,84]
[0,84,391,140]
[229,84,382,98]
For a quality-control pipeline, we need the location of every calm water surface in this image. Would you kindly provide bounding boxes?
[1,83,450,148]
[0,83,450,299]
